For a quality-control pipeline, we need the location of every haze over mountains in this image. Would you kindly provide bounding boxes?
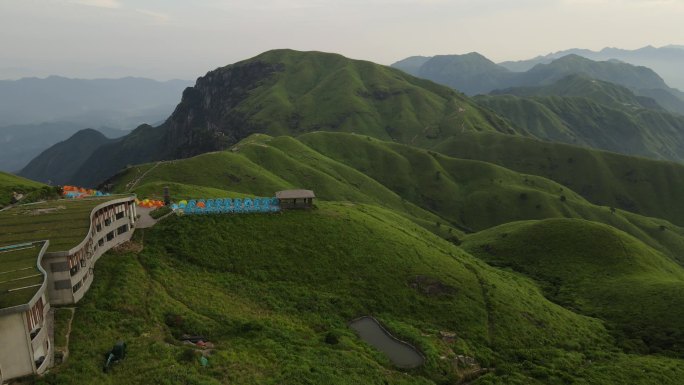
[394,45,684,92]
[500,45,684,90]
[0,76,191,127]
[391,50,684,163]
[0,122,128,173]
[0,76,191,172]
[391,52,684,114]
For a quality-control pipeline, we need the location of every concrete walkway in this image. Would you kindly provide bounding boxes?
[135,207,158,229]
[135,206,174,229]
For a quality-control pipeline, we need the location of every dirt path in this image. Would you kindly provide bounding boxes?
[464,263,495,345]
[64,308,76,358]
[126,161,163,192]
[53,307,76,364]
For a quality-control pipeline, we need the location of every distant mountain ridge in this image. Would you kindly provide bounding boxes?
[477,74,684,162]
[0,76,187,172]
[408,52,517,95]
[19,128,118,185]
[491,74,661,110]
[391,52,684,115]
[499,45,684,90]
[0,122,127,173]
[23,49,516,186]
[0,76,192,128]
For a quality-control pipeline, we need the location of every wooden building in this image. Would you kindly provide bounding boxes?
[276,190,315,209]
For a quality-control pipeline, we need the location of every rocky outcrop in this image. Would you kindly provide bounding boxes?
[163,60,285,157]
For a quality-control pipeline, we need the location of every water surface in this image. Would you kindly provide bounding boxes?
[349,316,424,368]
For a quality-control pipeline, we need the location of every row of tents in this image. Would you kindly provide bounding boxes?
[62,185,111,199]
[136,198,165,208]
[172,197,280,214]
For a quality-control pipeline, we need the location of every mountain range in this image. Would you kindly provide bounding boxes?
[0,76,191,128]
[23,49,684,187]
[391,52,684,163]
[0,122,127,173]
[478,75,684,162]
[6,48,684,384]
[391,53,684,116]
[0,76,191,172]
[20,49,516,186]
[499,45,684,90]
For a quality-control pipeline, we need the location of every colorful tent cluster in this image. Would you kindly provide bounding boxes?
[62,185,110,199]
[136,198,165,208]
[174,197,280,215]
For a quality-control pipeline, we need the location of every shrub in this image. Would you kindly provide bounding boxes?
[324,331,340,345]
[179,348,196,363]
[150,206,172,219]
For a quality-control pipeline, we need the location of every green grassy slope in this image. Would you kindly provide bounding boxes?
[298,132,684,261]
[108,134,463,237]
[0,171,49,208]
[232,50,517,145]
[492,74,660,110]
[477,76,684,163]
[106,132,684,262]
[462,218,684,357]
[473,95,578,144]
[434,131,684,228]
[40,204,684,384]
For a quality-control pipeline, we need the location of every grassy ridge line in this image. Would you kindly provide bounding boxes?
[112,135,464,238]
[297,132,684,262]
[477,92,684,162]
[0,171,46,208]
[243,50,518,146]
[109,132,684,261]
[462,218,684,357]
[433,130,684,228]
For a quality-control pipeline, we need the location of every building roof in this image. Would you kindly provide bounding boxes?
[0,241,46,309]
[0,195,133,309]
[275,190,316,199]
[0,196,130,253]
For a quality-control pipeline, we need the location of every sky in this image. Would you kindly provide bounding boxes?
[0,0,682,80]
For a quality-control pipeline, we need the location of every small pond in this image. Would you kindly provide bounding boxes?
[349,316,424,369]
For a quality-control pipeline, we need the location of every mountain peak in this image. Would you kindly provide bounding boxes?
[69,127,107,140]
[30,49,512,186]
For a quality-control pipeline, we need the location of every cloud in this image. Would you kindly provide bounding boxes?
[135,8,171,23]
[69,0,121,8]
